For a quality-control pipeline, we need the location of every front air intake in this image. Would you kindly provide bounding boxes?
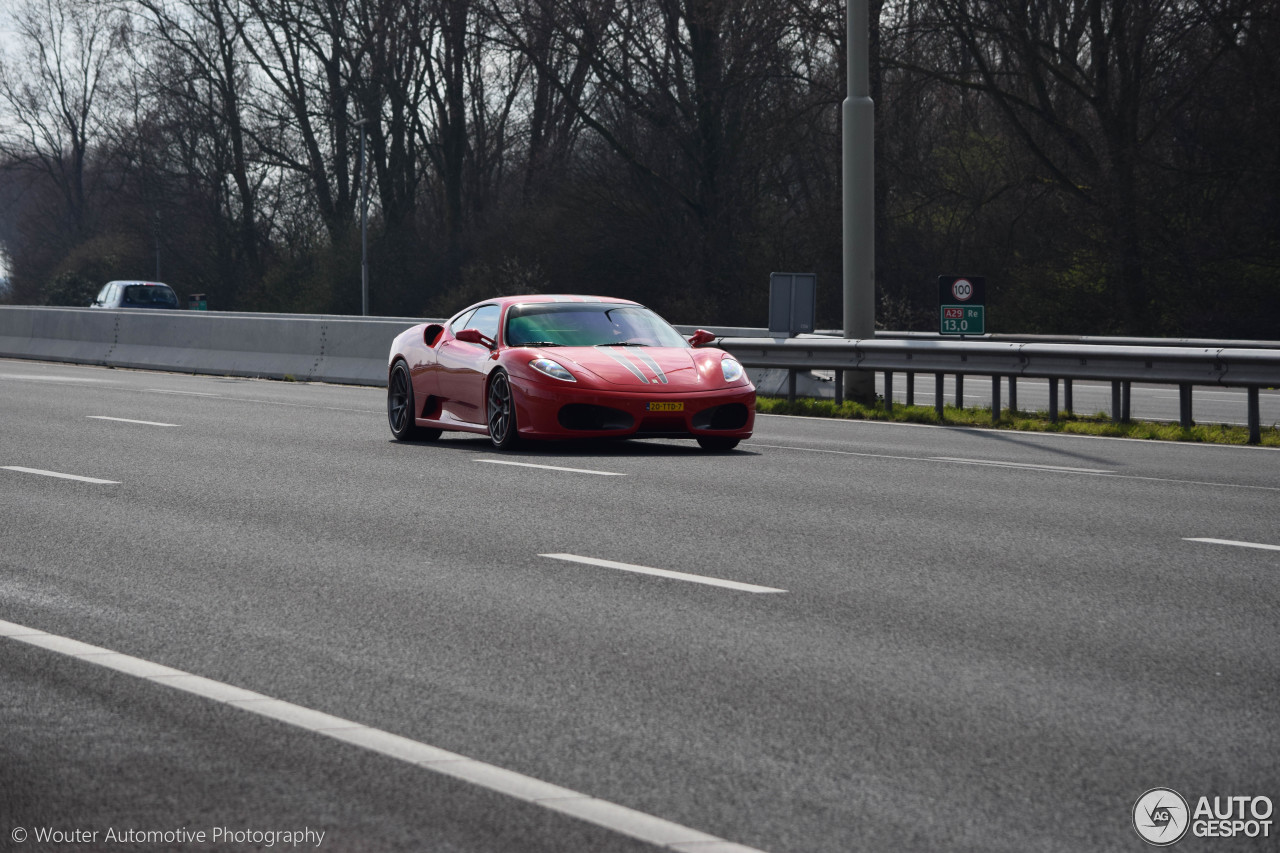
[692,403,749,431]
[558,404,635,431]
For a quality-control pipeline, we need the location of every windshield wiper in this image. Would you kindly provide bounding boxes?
[514,340,561,347]
[596,341,650,347]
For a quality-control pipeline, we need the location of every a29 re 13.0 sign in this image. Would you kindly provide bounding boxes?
[939,275,986,335]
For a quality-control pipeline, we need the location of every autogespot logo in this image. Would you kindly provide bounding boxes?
[1134,788,1191,846]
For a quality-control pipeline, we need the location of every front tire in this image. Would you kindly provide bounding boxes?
[487,370,520,449]
[696,436,740,452]
[388,360,441,441]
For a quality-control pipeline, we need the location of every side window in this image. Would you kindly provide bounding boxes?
[449,308,477,334]
[469,305,500,341]
[94,285,110,305]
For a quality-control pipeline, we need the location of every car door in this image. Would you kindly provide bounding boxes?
[436,304,500,424]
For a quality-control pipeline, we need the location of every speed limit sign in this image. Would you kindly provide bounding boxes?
[938,275,986,335]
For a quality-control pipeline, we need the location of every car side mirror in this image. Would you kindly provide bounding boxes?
[688,329,716,347]
[455,328,495,348]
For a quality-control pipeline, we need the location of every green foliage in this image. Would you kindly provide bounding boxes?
[44,270,101,307]
[42,234,149,306]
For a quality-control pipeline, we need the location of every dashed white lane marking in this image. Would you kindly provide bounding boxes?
[1,466,119,485]
[540,554,787,594]
[929,457,1114,474]
[146,388,376,414]
[87,416,180,427]
[476,459,626,476]
[0,618,769,853]
[1184,538,1280,552]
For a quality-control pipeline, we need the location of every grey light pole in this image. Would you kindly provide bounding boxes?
[356,117,369,316]
[843,0,876,403]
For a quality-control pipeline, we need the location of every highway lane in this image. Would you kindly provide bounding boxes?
[2,358,1277,852]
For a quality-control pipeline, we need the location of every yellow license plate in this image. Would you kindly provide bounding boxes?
[646,401,684,412]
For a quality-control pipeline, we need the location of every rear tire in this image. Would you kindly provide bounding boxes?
[388,360,441,441]
[696,436,740,452]
[487,370,520,450]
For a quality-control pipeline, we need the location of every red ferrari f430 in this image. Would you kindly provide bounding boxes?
[387,295,754,451]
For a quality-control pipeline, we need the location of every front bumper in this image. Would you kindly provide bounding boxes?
[513,381,756,441]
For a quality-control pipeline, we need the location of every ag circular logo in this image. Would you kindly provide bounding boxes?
[1134,788,1190,846]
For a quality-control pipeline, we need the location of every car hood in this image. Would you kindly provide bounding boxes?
[545,346,735,390]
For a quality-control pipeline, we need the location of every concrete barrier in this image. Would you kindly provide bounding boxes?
[0,307,423,386]
[0,307,791,388]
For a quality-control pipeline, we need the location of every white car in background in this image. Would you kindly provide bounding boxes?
[90,280,179,310]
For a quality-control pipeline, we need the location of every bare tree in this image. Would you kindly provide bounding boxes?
[128,0,269,301]
[896,0,1246,332]
[0,0,128,244]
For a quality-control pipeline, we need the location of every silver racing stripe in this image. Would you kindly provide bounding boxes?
[600,347,649,383]
[630,348,668,384]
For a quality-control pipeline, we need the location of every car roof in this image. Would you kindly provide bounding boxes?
[107,280,173,288]
[460,294,640,312]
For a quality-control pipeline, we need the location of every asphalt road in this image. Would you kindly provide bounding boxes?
[2,358,1277,853]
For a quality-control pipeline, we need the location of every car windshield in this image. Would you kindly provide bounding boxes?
[123,285,178,307]
[505,303,689,348]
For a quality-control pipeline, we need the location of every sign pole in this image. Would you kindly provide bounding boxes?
[842,0,876,404]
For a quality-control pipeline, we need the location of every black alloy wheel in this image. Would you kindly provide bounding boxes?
[388,361,441,441]
[487,370,519,449]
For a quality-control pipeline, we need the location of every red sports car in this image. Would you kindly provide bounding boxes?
[386,295,754,451]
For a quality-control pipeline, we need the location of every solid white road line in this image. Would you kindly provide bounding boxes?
[540,554,787,594]
[476,459,626,476]
[1,466,119,485]
[87,416,180,427]
[143,389,222,397]
[0,618,768,853]
[0,372,119,384]
[929,456,1114,474]
[1184,537,1280,552]
[754,443,1280,492]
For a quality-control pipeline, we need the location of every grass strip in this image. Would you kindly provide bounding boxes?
[755,396,1280,447]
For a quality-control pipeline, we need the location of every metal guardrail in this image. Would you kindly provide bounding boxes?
[2,306,1275,442]
[718,337,1280,444]
[678,325,1280,350]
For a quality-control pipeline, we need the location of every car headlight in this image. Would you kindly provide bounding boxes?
[721,357,745,383]
[530,357,576,382]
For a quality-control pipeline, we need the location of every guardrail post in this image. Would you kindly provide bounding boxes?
[884,371,894,413]
[788,369,797,404]
[906,371,915,406]
[1248,387,1261,444]
[1064,379,1073,414]
[1179,384,1193,428]
[1008,377,1018,413]
[955,374,964,408]
[1049,378,1059,423]
[1111,381,1122,422]
[834,369,843,406]
[991,375,1001,423]
[935,374,945,421]
[1122,381,1132,423]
